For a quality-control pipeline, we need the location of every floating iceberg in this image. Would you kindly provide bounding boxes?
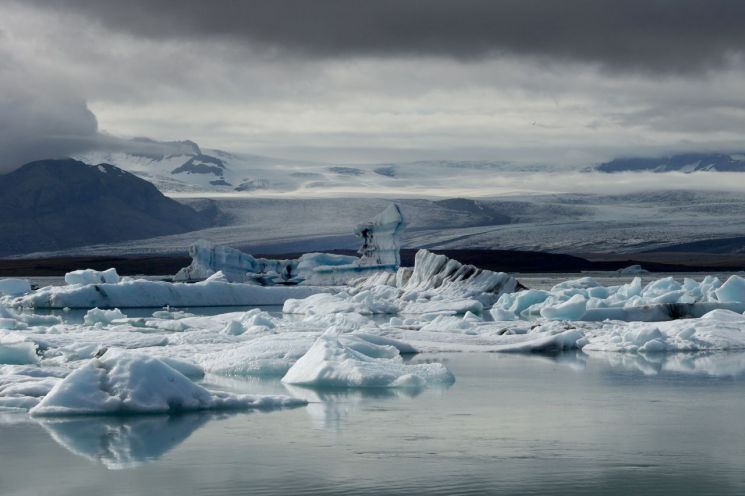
[9,277,326,309]
[282,329,454,388]
[616,264,649,275]
[174,204,405,285]
[491,275,745,322]
[174,239,300,284]
[285,249,522,315]
[83,308,127,326]
[355,203,405,268]
[30,352,306,416]
[0,279,31,297]
[0,334,40,365]
[65,268,120,285]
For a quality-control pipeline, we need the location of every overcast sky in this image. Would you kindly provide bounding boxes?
[1,0,745,171]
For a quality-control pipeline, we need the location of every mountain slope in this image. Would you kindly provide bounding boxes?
[596,153,745,173]
[0,159,214,256]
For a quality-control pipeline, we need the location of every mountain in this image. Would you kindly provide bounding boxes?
[596,152,745,173]
[0,159,216,257]
[75,137,562,196]
[76,138,323,194]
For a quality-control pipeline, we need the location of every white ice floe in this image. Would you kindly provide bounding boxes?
[29,352,306,416]
[491,274,745,322]
[0,334,39,365]
[83,308,127,326]
[285,249,521,316]
[0,366,65,410]
[282,329,454,388]
[0,279,31,297]
[9,277,326,309]
[65,268,120,285]
[0,304,60,329]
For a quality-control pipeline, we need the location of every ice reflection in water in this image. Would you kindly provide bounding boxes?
[37,413,220,469]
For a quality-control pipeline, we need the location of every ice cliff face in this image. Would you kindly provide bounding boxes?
[355,204,405,268]
[174,240,299,284]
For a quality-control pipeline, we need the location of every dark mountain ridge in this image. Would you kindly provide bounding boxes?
[0,159,215,256]
[596,152,745,173]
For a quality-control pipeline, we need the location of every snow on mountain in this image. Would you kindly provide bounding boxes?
[596,152,745,173]
[75,138,570,196]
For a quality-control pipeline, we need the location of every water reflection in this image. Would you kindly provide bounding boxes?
[285,385,429,431]
[36,412,220,470]
[585,350,745,377]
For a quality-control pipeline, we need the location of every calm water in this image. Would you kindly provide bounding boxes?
[2,352,745,495]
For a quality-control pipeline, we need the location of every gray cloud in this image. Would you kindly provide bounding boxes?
[2,1,745,175]
[0,45,101,171]
[25,0,745,73]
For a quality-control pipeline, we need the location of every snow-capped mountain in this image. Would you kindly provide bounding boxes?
[595,152,745,173]
[75,138,571,196]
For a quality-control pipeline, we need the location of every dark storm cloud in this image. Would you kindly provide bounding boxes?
[27,0,745,73]
[0,54,101,172]
[0,95,100,172]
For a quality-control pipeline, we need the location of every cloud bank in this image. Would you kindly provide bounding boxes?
[1,1,744,172]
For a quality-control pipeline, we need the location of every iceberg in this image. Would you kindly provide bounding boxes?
[174,239,300,284]
[0,335,40,365]
[616,264,649,274]
[174,204,406,285]
[10,277,326,309]
[30,352,306,416]
[491,274,745,322]
[65,268,120,285]
[83,308,127,326]
[355,203,405,268]
[285,249,522,315]
[282,329,454,388]
[0,278,31,297]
